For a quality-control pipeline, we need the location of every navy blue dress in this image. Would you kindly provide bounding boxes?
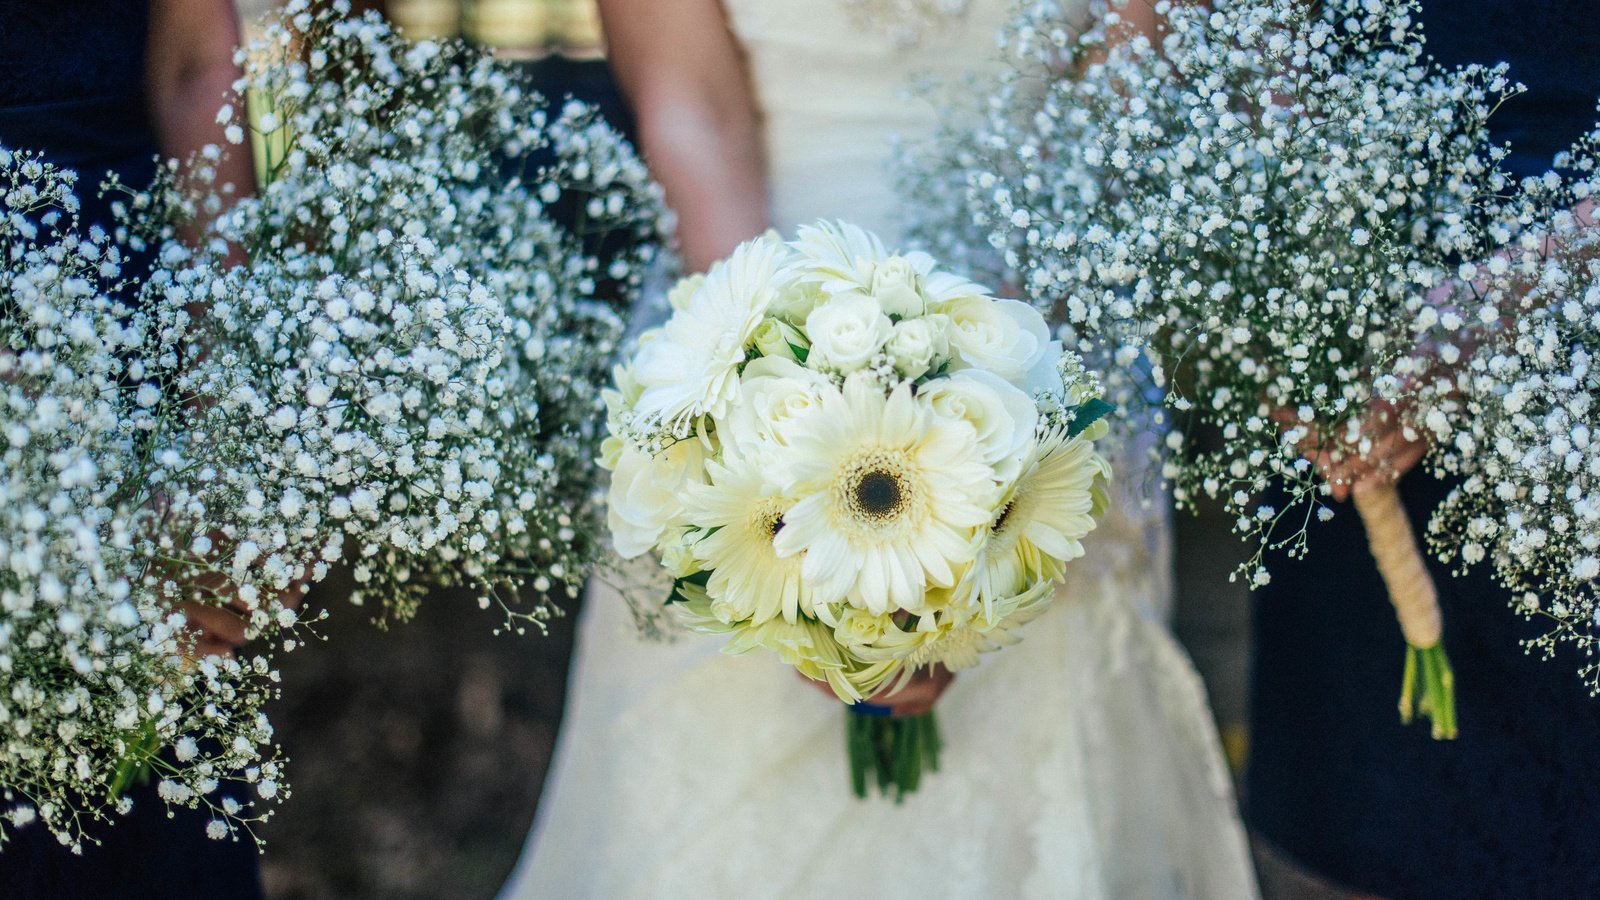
[1246,4,1600,899]
[0,3,263,897]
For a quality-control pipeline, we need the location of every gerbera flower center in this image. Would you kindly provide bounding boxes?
[991,500,1016,534]
[749,498,789,544]
[831,449,925,536]
[855,470,904,518]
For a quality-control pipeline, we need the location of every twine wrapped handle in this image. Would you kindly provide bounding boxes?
[1351,482,1458,739]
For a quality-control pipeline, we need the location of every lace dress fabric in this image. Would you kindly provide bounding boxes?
[500,3,1257,897]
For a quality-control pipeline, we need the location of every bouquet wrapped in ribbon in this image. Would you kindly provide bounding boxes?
[913,0,1517,738]
[602,221,1113,798]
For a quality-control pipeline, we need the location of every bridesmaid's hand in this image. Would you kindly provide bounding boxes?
[1271,401,1428,502]
[799,665,955,717]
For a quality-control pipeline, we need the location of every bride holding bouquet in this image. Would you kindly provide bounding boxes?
[502,2,1257,897]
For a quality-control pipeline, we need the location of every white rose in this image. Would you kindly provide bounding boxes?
[767,281,823,322]
[832,607,896,651]
[920,369,1037,483]
[606,438,708,559]
[750,317,808,362]
[870,255,927,318]
[884,315,949,381]
[804,292,892,373]
[943,296,1052,388]
[719,357,832,454]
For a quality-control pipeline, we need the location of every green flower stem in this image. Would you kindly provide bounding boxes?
[1399,641,1458,740]
[108,719,161,800]
[845,709,942,801]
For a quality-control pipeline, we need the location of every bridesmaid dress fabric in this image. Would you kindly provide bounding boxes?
[0,3,263,897]
[1246,3,1600,898]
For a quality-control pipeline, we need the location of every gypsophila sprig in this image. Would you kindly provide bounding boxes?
[1419,125,1600,689]
[917,0,1513,574]
[909,0,1518,737]
[148,0,669,628]
[0,148,290,853]
[604,221,1114,798]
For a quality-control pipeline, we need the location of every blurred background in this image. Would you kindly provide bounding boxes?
[238,2,1264,898]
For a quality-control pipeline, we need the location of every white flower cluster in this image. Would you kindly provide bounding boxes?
[1420,129,1600,688]
[910,0,1513,584]
[604,221,1112,699]
[0,149,285,852]
[150,0,668,625]
[2,0,667,851]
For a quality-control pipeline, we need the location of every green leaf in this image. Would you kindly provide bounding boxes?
[109,719,160,800]
[665,568,711,606]
[789,342,809,364]
[1066,398,1115,438]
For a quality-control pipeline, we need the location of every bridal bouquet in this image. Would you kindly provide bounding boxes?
[603,221,1113,798]
[1419,126,1600,690]
[149,0,668,627]
[1,149,292,852]
[915,0,1516,737]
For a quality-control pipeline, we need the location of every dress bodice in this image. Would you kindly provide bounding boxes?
[719,0,1086,243]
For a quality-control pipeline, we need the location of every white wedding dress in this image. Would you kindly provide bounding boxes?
[501,2,1258,897]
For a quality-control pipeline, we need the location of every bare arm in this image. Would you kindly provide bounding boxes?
[146,1,275,657]
[145,0,255,196]
[597,0,768,271]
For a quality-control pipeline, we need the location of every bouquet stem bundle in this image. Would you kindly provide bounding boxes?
[847,711,942,802]
[1352,485,1456,739]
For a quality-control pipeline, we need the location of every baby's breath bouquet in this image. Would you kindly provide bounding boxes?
[151,0,668,627]
[1,0,666,852]
[603,221,1113,799]
[1418,126,1600,691]
[914,0,1518,737]
[1,149,294,852]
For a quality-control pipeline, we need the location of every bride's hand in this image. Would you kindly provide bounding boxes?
[799,665,955,717]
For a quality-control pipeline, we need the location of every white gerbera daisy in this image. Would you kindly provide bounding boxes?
[966,427,1108,610]
[632,236,789,433]
[683,452,809,625]
[774,374,995,615]
[789,220,891,292]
